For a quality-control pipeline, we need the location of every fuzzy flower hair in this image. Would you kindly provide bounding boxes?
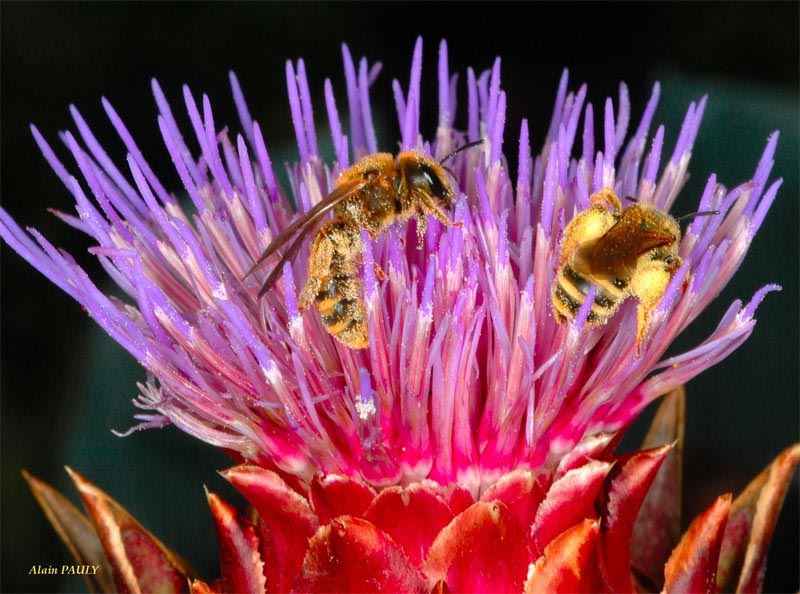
[0,38,781,495]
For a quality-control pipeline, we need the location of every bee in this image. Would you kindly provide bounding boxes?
[245,142,481,349]
[552,188,711,345]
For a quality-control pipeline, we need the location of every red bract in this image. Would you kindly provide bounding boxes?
[25,392,800,593]
[524,519,602,593]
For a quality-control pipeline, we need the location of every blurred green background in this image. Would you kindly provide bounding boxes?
[2,2,797,592]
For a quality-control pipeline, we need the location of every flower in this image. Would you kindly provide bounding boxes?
[0,38,783,490]
[5,37,797,592]
[24,394,800,593]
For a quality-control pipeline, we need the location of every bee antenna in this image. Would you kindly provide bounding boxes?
[440,139,485,164]
[624,195,638,202]
[676,210,720,222]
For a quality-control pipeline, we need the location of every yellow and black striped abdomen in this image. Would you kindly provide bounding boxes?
[313,273,368,349]
[552,264,627,325]
[297,218,370,349]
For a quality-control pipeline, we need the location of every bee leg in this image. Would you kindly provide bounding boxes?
[635,303,649,350]
[630,258,674,350]
[298,276,321,312]
[418,193,462,228]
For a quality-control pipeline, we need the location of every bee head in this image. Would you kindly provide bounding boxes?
[403,156,455,209]
[633,205,681,244]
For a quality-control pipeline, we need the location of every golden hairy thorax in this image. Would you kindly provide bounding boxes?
[300,151,456,348]
[552,188,682,346]
[246,150,457,349]
[331,151,455,235]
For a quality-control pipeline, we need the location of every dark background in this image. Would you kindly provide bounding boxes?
[2,2,797,592]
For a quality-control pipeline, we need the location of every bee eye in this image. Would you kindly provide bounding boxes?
[419,165,446,199]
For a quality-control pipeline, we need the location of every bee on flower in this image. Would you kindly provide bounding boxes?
[4,37,796,593]
[551,188,719,346]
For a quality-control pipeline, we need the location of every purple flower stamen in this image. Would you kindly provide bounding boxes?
[0,39,782,494]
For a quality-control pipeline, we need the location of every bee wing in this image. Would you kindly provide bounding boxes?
[256,225,315,297]
[631,231,676,256]
[591,209,675,279]
[244,177,365,280]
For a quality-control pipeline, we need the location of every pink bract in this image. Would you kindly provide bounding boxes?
[24,397,800,593]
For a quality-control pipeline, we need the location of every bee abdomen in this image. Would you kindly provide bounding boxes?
[314,274,368,348]
[552,265,623,324]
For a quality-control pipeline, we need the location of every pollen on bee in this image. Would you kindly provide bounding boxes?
[552,188,682,343]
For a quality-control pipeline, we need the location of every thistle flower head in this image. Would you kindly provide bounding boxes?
[1,38,781,494]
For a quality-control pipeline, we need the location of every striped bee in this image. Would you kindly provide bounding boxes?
[245,141,481,349]
[552,189,683,345]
